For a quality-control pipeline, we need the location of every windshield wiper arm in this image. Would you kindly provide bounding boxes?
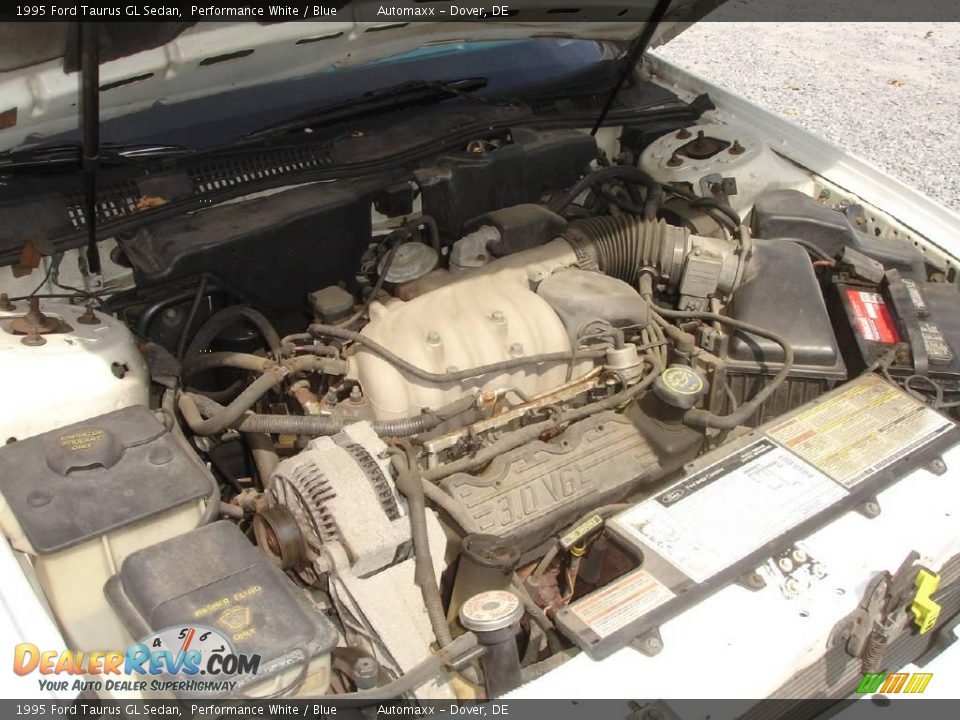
[0,141,194,171]
[241,77,499,143]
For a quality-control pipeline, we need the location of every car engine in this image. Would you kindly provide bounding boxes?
[1,120,957,701]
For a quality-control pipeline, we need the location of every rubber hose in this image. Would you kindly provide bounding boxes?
[652,307,794,429]
[308,323,606,385]
[177,367,288,435]
[548,165,663,220]
[162,388,222,526]
[245,431,280,486]
[184,305,282,360]
[187,391,478,438]
[422,481,482,535]
[393,449,454,648]
[182,351,275,380]
[664,184,743,228]
[563,216,683,287]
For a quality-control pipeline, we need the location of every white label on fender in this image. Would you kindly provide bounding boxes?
[612,439,845,583]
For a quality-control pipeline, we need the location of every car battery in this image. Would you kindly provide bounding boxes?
[105,521,337,698]
[0,405,214,652]
[831,271,960,394]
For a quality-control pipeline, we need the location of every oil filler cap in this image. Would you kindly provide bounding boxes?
[459,590,523,634]
[654,365,708,410]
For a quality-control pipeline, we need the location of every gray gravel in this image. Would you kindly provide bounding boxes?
[652,7,960,212]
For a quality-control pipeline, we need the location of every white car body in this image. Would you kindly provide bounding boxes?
[1,19,958,705]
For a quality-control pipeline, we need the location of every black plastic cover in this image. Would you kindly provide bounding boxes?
[415,128,596,240]
[752,190,928,280]
[107,521,335,686]
[471,203,567,257]
[537,269,650,345]
[118,181,374,316]
[0,406,211,555]
[726,239,846,380]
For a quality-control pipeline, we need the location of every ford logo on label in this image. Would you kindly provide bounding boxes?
[662,488,685,504]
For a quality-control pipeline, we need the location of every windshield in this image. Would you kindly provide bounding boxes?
[18,38,616,153]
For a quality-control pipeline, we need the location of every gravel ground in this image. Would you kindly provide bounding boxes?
[652,6,960,212]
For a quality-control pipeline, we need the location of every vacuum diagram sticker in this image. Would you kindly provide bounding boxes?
[612,439,845,583]
[566,569,674,639]
[767,374,955,488]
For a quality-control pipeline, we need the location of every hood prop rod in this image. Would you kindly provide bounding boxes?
[80,22,102,279]
[590,0,674,136]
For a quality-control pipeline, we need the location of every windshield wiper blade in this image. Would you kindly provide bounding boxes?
[0,141,193,171]
[241,77,499,143]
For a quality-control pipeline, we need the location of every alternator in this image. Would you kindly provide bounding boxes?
[255,422,412,578]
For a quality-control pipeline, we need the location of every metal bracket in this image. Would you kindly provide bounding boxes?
[924,456,948,476]
[735,570,768,592]
[630,628,664,657]
[856,497,882,519]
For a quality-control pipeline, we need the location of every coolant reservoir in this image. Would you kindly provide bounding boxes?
[0,406,213,652]
[0,299,149,442]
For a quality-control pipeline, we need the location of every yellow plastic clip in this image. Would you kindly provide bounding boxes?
[911,568,941,635]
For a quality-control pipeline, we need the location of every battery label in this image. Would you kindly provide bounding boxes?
[900,278,929,317]
[847,289,900,343]
[919,321,954,365]
[565,569,674,639]
[768,374,954,487]
[612,439,845,583]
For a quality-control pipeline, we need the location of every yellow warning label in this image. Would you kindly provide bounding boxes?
[767,374,954,487]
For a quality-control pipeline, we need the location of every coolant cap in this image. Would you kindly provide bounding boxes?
[653,365,707,410]
[459,590,523,633]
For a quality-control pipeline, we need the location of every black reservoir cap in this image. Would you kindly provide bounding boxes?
[0,405,212,554]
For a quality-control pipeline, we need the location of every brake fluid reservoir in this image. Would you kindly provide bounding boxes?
[638,122,814,217]
[0,299,149,442]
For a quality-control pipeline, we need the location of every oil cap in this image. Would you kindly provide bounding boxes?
[459,590,523,634]
[654,364,708,410]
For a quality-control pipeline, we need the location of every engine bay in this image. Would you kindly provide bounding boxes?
[1,115,959,701]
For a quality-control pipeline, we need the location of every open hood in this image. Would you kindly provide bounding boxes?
[0,1,725,150]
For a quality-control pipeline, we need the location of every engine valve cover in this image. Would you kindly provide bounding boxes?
[441,411,669,553]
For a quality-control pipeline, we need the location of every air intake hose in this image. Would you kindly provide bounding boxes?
[561,216,750,300]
